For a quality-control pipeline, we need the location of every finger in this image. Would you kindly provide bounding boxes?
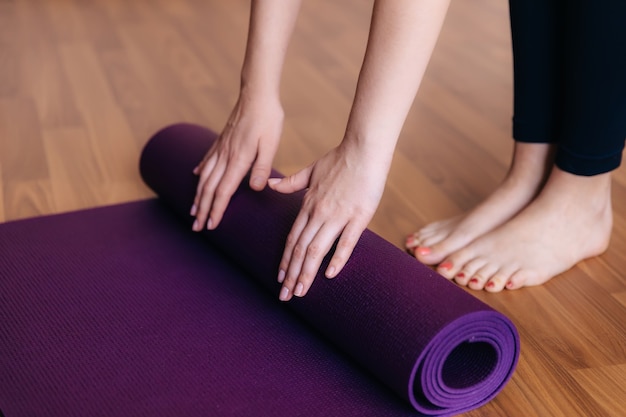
[191,152,218,216]
[193,155,208,176]
[249,134,279,191]
[291,223,342,298]
[194,159,227,231]
[208,156,255,229]
[278,212,315,301]
[268,165,313,194]
[325,220,366,279]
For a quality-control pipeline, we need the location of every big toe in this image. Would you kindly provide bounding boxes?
[415,238,463,265]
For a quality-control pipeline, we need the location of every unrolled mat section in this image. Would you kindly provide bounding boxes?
[0,123,519,417]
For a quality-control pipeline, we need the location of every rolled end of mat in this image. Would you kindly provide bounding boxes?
[140,123,520,416]
[409,311,519,415]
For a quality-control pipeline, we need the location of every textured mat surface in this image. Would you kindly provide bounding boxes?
[0,124,519,416]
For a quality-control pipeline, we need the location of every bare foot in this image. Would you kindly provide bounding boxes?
[407,142,555,265]
[436,167,613,292]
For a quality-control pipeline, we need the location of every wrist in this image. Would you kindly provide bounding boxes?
[339,132,395,174]
[341,129,396,163]
[240,66,282,98]
[239,81,282,107]
[235,86,284,124]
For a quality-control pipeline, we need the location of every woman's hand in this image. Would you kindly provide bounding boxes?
[264,0,451,301]
[191,94,284,231]
[268,142,389,301]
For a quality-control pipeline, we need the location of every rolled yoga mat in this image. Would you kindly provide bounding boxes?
[0,123,519,416]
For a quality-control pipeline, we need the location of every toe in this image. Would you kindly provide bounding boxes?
[485,268,516,292]
[412,245,433,259]
[453,258,487,287]
[406,230,442,252]
[417,240,453,265]
[435,249,474,279]
[505,269,532,290]
[416,218,455,235]
[468,263,498,290]
[413,226,440,243]
[436,260,456,279]
[405,233,420,249]
[452,270,470,286]
[468,275,488,290]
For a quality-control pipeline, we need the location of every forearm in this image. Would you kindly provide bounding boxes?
[343,0,450,162]
[240,0,303,98]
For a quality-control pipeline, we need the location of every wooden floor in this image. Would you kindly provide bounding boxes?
[1,0,625,415]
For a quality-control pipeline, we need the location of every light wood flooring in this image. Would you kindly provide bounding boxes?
[1,0,624,415]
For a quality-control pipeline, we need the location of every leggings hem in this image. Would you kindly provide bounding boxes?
[554,146,622,176]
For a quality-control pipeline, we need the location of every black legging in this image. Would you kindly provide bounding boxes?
[509,0,626,176]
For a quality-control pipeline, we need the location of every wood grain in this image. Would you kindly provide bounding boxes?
[1,0,625,415]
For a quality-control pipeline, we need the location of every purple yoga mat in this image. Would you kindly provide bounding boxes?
[0,123,519,416]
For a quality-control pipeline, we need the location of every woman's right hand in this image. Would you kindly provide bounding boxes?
[191,93,284,231]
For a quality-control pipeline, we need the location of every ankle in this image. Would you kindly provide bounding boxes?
[541,167,613,245]
[504,142,555,196]
[548,167,612,204]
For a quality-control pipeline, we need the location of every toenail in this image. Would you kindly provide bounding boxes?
[456,272,465,278]
[417,246,431,256]
[486,281,495,288]
[506,281,514,289]
[469,278,479,284]
[439,261,453,270]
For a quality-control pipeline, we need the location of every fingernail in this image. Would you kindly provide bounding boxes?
[193,166,199,175]
[469,278,479,284]
[251,176,263,188]
[416,246,431,256]
[294,283,304,297]
[190,204,197,216]
[267,178,281,186]
[192,219,199,231]
[277,269,286,283]
[207,218,213,230]
[456,272,465,279]
[439,261,453,270]
[326,266,336,278]
[279,287,289,301]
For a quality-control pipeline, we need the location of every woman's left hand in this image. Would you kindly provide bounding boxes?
[268,142,389,301]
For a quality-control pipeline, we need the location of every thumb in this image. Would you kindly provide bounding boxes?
[268,166,313,194]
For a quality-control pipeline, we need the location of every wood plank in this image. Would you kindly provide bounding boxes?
[0,163,4,222]
[42,127,108,212]
[497,334,606,417]
[570,365,626,417]
[18,43,83,128]
[3,180,56,221]
[399,104,507,211]
[57,42,139,184]
[612,291,626,309]
[0,0,18,97]
[15,0,83,127]
[386,151,462,225]
[0,98,49,181]
[42,0,88,44]
[115,23,207,124]
[96,45,186,144]
[72,0,123,51]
